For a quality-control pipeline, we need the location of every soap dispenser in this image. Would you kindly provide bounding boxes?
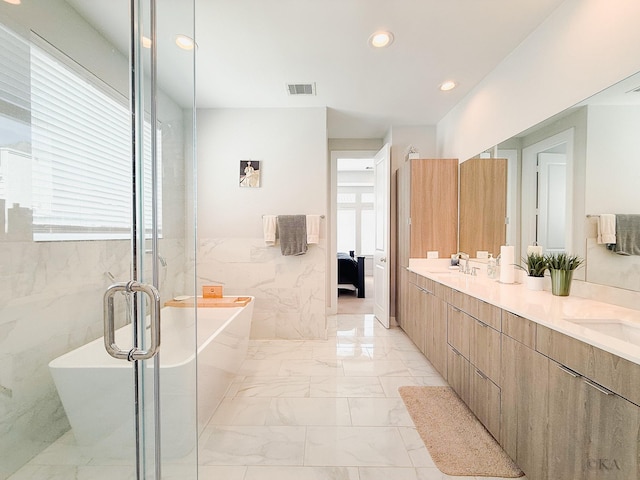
[487,253,497,279]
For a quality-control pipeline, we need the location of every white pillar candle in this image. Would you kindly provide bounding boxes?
[500,245,515,284]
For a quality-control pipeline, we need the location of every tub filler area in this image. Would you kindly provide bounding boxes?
[48,297,254,458]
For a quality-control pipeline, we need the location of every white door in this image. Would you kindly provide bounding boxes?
[538,152,567,253]
[373,144,390,328]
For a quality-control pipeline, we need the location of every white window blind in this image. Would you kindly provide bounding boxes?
[0,25,30,112]
[29,40,162,241]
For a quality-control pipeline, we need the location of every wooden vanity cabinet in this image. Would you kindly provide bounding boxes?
[397,266,409,332]
[501,332,550,480]
[405,272,425,352]
[427,283,449,378]
[500,311,640,480]
[538,326,640,479]
[405,274,449,378]
[447,344,470,404]
[547,358,640,479]
[402,275,640,480]
[447,305,472,358]
[459,157,507,258]
[395,158,457,330]
[397,158,458,260]
[447,294,502,441]
[537,324,640,407]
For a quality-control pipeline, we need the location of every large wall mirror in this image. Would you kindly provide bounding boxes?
[494,71,640,292]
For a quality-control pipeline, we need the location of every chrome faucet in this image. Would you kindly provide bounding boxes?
[456,252,470,274]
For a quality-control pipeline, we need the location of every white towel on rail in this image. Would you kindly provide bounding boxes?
[263,215,277,245]
[597,214,616,244]
[306,215,321,244]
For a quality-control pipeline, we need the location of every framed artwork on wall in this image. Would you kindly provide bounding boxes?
[239,160,261,188]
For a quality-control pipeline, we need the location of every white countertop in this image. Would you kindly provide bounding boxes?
[408,259,640,366]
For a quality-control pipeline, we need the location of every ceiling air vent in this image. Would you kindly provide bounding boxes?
[287,83,316,96]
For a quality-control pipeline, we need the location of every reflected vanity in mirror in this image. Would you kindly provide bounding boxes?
[459,157,508,259]
[491,71,640,292]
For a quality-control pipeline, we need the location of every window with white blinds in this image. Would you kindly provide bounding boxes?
[29,38,162,241]
[0,25,30,113]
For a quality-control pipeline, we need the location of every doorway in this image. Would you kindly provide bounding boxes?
[521,128,574,259]
[330,151,377,315]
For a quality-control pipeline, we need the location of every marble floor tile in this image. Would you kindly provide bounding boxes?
[9,313,522,480]
[312,344,372,360]
[238,358,284,376]
[244,465,359,480]
[398,427,437,468]
[403,359,441,377]
[309,376,385,397]
[378,375,448,397]
[359,466,420,480]
[233,376,310,397]
[247,341,315,360]
[348,397,414,426]
[266,397,352,426]
[304,426,413,467]
[197,465,246,480]
[208,397,272,426]
[199,426,306,466]
[342,359,413,377]
[278,358,344,376]
[8,465,138,480]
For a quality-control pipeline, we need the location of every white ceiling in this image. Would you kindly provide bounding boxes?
[66,0,567,138]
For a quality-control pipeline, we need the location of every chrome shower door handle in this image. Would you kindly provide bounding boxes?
[103,281,161,361]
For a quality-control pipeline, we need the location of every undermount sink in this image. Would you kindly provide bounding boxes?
[565,318,640,345]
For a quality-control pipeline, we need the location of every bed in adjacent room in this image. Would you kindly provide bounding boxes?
[337,251,365,298]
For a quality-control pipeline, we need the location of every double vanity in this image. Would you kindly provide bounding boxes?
[399,259,640,480]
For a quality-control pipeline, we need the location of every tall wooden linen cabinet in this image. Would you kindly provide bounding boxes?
[396,158,458,335]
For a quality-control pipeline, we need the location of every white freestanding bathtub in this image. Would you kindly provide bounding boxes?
[49,298,254,458]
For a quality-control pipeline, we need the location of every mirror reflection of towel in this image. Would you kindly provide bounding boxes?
[610,214,640,256]
[277,215,307,256]
[596,214,616,245]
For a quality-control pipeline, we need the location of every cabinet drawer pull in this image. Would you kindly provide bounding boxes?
[556,364,580,378]
[475,368,488,380]
[584,378,613,396]
[475,319,487,327]
[451,347,462,357]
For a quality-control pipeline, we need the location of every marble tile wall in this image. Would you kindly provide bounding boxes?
[196,237,327,340]
[0,237,187,480]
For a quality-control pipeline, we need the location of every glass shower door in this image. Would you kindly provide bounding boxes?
[0,1,196,479]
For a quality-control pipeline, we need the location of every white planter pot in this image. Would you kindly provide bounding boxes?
[525,275,545,291]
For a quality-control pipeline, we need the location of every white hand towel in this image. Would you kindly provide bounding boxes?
[306,215,321,244]
[263,215,277,245]
[597,214,616,244]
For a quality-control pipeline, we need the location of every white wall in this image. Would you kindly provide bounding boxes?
[585,105,640,214]
[197,107,329,339]
[437,0,640,161]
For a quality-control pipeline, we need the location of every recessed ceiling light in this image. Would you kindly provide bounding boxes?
[3,0,21,5]
[369,31,394,48]
[439,80,457,92]
[175,34,196,50]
